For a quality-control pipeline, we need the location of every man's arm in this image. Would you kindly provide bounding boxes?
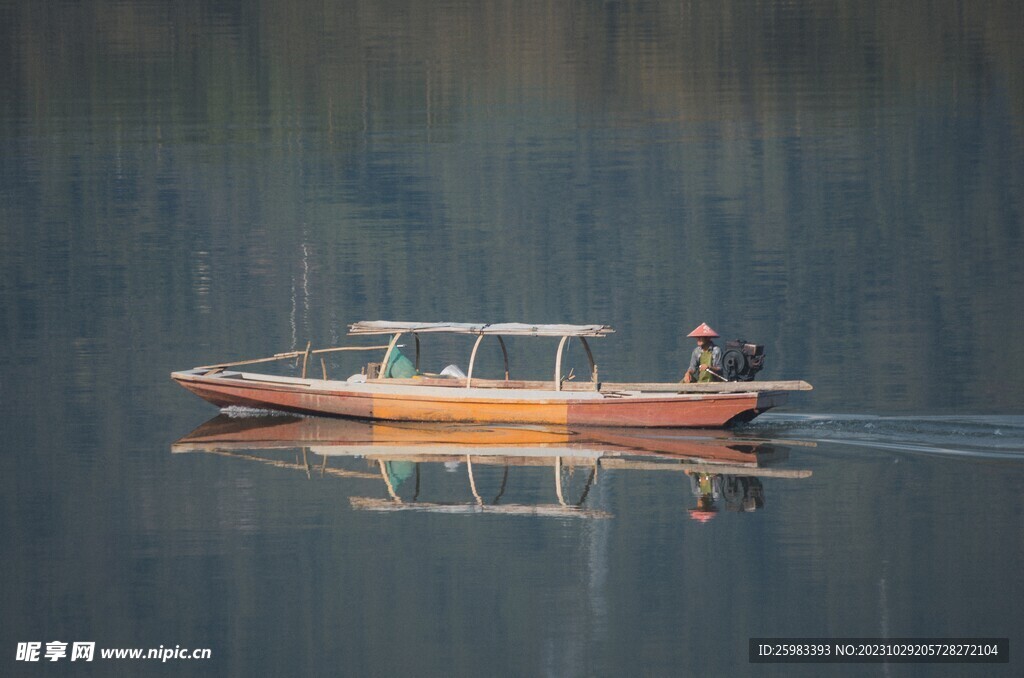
[682,347,700,382]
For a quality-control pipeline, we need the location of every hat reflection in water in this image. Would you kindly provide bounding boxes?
[689,498,718,523]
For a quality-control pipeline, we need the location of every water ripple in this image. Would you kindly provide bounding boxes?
[738,413,1024,461]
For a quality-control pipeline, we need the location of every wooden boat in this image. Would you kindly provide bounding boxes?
[172,415,813,519]
[171,321,812,428]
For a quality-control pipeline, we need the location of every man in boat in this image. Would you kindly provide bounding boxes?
[682,322,723,383]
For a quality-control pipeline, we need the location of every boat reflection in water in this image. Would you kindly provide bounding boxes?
[172,414,813,520]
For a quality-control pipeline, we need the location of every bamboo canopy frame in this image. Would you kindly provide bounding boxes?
[172,444,812,519]
[351,320,613,391]
[189,320,812,395]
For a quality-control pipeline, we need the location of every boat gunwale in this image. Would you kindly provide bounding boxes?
[170,370,797,405]
[173,368,809,395]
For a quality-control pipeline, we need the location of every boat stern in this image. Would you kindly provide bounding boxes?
[723,390,789,426]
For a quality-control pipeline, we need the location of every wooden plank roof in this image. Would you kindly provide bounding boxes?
[348,321,614,337]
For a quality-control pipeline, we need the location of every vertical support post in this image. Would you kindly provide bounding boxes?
[554,456,566,506]
[466,456,483,505]
[378,459,402,503]
[494,466,510,503]
[466,334,485,388]
[579,337,598,389]
[497,336,510,380]
[554,335,570,391]
[379,333,402,380]
[321,357,328,380]
[414,334,421,372]
[301,341,312,379]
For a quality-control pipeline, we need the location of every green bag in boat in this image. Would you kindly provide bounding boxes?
[384,348,417,379]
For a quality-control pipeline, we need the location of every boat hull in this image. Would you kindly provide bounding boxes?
[172,370,786,428]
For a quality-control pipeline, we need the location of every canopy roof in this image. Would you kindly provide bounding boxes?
[348,321,614,338]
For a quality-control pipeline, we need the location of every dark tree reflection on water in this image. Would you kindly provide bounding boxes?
[2,1,1022,676]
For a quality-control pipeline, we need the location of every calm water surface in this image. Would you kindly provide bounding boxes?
[2,0,1023,675]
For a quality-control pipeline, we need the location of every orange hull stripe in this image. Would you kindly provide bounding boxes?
[372,396,569,425]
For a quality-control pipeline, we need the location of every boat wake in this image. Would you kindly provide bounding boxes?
[220,405,303,419]
[737,413,1024,462]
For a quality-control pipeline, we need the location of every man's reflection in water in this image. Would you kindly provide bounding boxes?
[688,472,765,521]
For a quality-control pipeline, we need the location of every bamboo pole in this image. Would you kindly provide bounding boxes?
[497,336,510,380]
[195,344,391,370]
[466,334,486,388]
[300,341,312,379]
[173,447,378,479]
[554,336,570,391]
[196,352,305,370]
[378,333,403,381]
[311,344,391,355]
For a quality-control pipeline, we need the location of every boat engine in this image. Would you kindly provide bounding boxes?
[721,339,765,381]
